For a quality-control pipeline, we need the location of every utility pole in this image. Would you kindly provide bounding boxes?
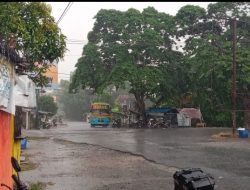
[232,18,237,136]
[35,87,40,129]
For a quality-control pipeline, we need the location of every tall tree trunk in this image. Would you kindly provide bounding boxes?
[134,92,147,124]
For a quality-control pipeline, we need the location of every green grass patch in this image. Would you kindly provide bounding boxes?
[20,154,38,171]
[21,160,37,171]
[28,182,46,190]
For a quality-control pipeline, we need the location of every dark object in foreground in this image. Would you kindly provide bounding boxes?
[12,156,28,190]
[1,157,28,190]
[173,168,215,190]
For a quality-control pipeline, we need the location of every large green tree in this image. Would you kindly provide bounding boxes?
[70,7,182,122]
[38,95,58,115]
[175,2,250,126]
[57,80,92,121]
[58,80,119,120]
[0,2,66,86]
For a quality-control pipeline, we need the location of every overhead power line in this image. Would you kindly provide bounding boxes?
[66,40,85,42]
[66,39,87,45]
[64,54,82,56]
[56,2,73,24]
[66,42,85,45]
[67,39,87,42]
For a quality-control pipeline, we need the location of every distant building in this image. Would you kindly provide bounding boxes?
[43,64,59,91]
[40,64,59,103]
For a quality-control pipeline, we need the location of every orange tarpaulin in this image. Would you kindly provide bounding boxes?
[0,110,12,190]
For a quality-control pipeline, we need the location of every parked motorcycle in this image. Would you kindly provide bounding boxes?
[40,120,51,129]
[147,118,157,128]
[129,118,146,128]
[52,118,57,127]
[112,118,121,128]
[134,119,144,128]
[1,157,27,190]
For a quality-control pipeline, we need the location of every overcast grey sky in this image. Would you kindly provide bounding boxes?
[47,2,212,81]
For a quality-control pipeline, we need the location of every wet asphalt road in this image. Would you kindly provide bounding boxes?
[28,121,250,190]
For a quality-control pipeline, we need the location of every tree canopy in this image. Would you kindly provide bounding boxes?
[38,95,58,115]
[0,2,66,86]
[70,7,183,122]
[176,2,250,126]
[70,2,250,127]
[58,80,120,120]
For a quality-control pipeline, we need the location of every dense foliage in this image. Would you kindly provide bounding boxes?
[0,2,66,86]
[38,95,58,115]
[70,2,250,127]
[58,80,119,120]
[70,7,183,122]
[176,2,250,126]
[57,80,92,120]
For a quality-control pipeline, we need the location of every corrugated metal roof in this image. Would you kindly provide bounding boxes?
[179,108,202,119]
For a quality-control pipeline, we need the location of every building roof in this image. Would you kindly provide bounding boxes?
[146,107,179,113]
[178,108,202,119]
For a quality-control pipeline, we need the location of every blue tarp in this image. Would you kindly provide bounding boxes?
[146,107,176,113]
